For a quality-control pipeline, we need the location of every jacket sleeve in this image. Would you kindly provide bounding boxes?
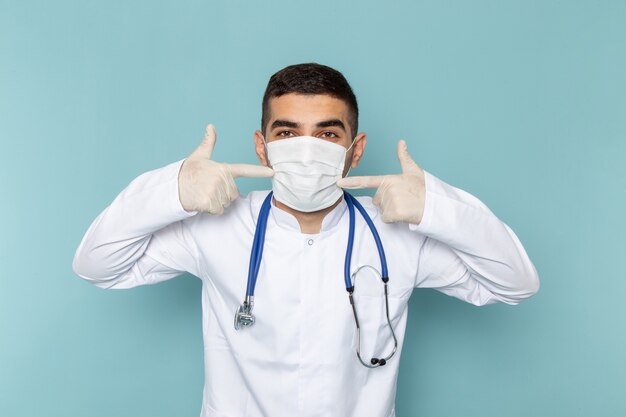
[412,171,540,306]
[72,159,201,289]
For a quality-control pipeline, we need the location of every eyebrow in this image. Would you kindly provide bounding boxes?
[270,119,346,131]
[316,119,346,131]
[270,120,299,130]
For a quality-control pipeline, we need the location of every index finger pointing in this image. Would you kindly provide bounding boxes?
[336,175,386,190]
[228,163,274,178]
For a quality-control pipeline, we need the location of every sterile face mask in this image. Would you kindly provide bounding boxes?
[264,136,355,212]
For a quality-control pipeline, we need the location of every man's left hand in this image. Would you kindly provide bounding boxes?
[336,140,426,225]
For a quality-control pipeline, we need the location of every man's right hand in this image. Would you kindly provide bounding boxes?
[178,124,274,214]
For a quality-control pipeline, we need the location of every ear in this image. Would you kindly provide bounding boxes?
[254,130,270,167]
[350,132,367,169]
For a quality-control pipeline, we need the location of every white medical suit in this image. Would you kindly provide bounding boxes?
[72,158,540,417]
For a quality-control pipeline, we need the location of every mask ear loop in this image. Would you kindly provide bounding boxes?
[260,135,271,168]
[346,136,357,152]
[344,137,358,177]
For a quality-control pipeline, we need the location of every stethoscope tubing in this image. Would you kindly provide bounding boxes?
[343,192,389,288]
[247,192,389,297]
[246,192,273,297]
[344,191,356,291]
[349,265,399,368]
[236,191,397,367]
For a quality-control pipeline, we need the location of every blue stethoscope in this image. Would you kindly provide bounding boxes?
[234,191,398,368]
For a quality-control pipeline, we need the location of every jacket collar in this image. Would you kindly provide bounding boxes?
[250,191,348,234]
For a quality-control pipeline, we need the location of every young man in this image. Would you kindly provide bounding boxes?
[73,63,539,417]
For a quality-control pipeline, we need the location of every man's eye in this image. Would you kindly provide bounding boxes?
[321,132,338,138]
[277,131,294,137]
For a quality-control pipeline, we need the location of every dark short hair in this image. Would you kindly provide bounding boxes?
[261,63,358,137]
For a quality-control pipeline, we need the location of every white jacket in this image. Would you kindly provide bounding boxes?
[72,159,539,417]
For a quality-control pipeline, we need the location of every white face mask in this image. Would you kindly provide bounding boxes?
[264,136,355,212]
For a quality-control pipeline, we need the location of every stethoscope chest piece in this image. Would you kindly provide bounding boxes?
[234,298,255,330]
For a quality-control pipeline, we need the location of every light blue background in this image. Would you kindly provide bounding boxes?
[1,0,625,416]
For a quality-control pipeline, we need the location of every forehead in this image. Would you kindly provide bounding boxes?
[267,93,349,125]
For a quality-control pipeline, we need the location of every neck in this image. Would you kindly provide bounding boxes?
[272,197,343,234]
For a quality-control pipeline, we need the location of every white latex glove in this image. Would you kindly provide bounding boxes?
[179,124,274,214]
[336,140,426,225]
